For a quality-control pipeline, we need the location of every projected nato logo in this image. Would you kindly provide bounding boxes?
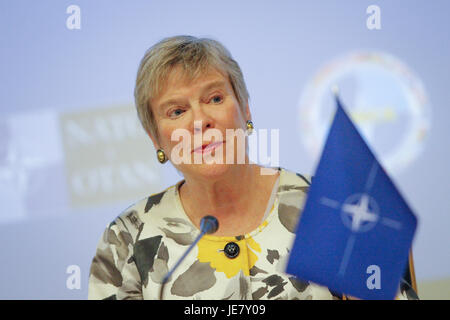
[298,51,431,174]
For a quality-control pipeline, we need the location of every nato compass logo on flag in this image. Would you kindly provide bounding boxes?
[286,89,418,300]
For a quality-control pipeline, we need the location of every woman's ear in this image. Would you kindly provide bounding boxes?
[146,129,160,150]
[245,101,251,122]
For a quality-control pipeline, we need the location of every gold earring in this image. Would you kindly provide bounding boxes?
[246,120,254,135]
[156,149,168,164]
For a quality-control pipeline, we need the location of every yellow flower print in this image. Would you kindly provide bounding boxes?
[197,236,262,279]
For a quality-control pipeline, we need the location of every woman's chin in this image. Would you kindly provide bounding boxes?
[182,162,241,180]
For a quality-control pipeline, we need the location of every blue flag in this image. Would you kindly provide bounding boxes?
[286,93,418,300]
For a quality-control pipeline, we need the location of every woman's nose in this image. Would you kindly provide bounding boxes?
[194,121,212,133]
[192,106,213,133]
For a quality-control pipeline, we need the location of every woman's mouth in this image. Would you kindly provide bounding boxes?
[192,141,224,154]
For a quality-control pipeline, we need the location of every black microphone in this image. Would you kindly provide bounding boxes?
[159,215,219,300]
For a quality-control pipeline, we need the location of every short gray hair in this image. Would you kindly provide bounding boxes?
[134,35,250,142]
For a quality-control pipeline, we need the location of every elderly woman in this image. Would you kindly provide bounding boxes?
[88,35,417,300]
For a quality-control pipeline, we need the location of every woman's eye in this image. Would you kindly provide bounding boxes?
[210,95,223,104]
[169,108,184,118]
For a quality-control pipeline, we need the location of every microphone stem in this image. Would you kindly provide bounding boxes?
[159,229,207,300]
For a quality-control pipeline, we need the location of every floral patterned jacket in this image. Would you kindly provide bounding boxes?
[88,167,418,300]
